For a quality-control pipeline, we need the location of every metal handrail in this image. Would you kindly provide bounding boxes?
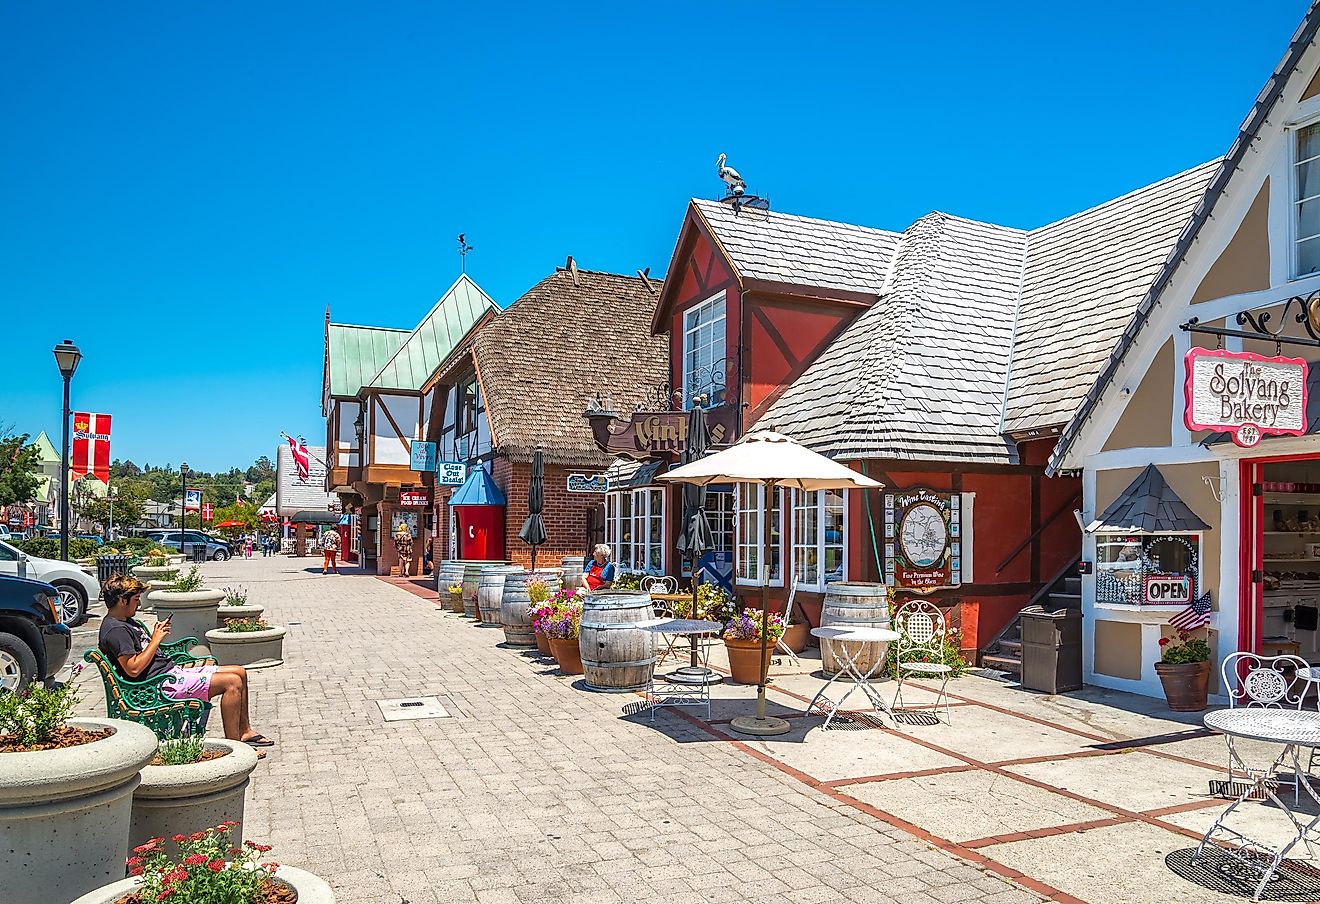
[993,489,1082,576]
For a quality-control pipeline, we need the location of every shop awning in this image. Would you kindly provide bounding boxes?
[448,468,506,507]
[628,460,667,489]
[1086,464,1211,533]
[289,510,341,525]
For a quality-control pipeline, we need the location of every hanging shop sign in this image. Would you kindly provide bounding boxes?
[72,412,112,483]
[435,461,468,486]
[183,489,202,511]
[566,473,610,493]
[410,441,437,472]
[584,405,739,460]
[399,486,430,508]
[883,488,960,594]
[1183,347,1307,448]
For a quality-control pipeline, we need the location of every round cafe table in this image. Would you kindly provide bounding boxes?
[641,619,723,720]
[807,625,900,730]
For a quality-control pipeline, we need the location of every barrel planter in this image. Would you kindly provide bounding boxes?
[502,569,563,647]
[460,560,510,619]
[560,555,585,592]
[549,636,584,675]
[478,566,523,626]
[146,589,225,656]
[0,718,158,904]
[215,602,265,629]
[725,638,774,685]
[130,565,177,582]
[820,582,893,677]
[129,740,259,854]
[579,590,656,691]
[205,625,286,669]
[437,562,466,613]
[70,865,336,904]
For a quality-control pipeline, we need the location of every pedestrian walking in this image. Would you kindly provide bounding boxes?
[244,535,254,558]
[320,527,340,574]
[393,522,414,577]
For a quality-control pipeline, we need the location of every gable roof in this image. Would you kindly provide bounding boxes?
[1089,464,1211,532]
[369,275,498,391]
[1049,5,1320,472]
[472,267,667,467]
[326,323,410,398]
[761,213,1027,462]
[691,198,901,296]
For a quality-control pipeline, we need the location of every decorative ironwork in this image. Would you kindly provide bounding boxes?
[1181,291,1320,350]
[684,358,727,409]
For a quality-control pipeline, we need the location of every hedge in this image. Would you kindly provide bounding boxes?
[9,538,100,561]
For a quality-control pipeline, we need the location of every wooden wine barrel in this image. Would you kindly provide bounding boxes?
[437,562,466,613]
[501,569,564,647]
[820,582,893,676]
[579,590,657,691]
[460,560,510,618]
[560,555,585,592]
[478,566,522,625]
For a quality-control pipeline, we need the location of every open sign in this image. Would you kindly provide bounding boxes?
[1145,575,1191,604]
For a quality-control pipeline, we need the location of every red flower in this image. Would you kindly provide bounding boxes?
[164,867,188,884]
[208,860,225,873]
[126,856,144,868]
[171,834,187,843]
[189,832,206,842]
[183,854,207,866]
[220,820,240,829]
[228,847,242,856]
[244,841,273,853]
[132,841,159,856]
[129,865,145,877]
[1158,637,1170,646]
[262,862,280,872]
[157,890,174,902]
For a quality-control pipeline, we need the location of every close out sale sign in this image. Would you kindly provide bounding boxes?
[71,413,112,483]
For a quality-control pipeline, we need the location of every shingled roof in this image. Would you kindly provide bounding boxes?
[1088,464,1211,533]
[472,266,667,467]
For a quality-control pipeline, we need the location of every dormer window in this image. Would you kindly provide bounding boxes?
[682,291,726,408]
[1295,122,1320,277]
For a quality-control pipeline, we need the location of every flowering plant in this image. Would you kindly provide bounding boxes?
[221,587,248,607]
[542,597,583,640]
[128,823,280,903]
[722,608,786,643]
[0,664,82,748]
[220,617,269,633]
[527,579,550,604]
[671,583,736,623]
[1159,632,1211,664]
[447,583,463,595]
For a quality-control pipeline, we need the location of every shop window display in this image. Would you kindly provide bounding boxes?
[1096,532,1200,606]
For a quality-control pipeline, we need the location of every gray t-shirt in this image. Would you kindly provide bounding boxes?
[98,615,173,681]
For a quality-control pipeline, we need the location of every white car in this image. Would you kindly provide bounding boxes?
[0,540,100,626]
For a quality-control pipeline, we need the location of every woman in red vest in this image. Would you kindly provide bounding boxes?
[582,544,616,591]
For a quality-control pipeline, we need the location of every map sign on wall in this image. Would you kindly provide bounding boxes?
[883,488,960,594]
[1183,347,1307,448]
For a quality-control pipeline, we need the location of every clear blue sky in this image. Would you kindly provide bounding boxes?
[2,1,1309,471]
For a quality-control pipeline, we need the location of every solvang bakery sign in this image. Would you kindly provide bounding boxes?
[1183,347,1307,448]
[883,488,961,594]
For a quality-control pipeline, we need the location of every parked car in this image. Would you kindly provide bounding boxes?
[0,525,10,541]
[143,530,231,561]
[0,540,101,627]
[7,529,31,541]
[0,574,71,692]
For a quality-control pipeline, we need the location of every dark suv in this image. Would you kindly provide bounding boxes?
[0,574,71,692]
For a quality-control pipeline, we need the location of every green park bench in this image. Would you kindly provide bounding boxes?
[84,638,215,739]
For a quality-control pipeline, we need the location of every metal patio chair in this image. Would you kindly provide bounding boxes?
[1222,651,1311,802]
[773,576,802,668]
[642,575,683,663]
[892,600,954,724]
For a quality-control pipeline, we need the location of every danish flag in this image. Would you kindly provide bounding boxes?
[287,435,310,481]
[71,412,111,484]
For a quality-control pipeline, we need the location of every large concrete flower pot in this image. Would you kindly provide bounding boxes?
[205,625,286,669]
[130,739,259,853]
[0,717,158,904]
[215,602,265,629]
[131,565,178,582]
[147,589,224,656]
[70,864,335,903]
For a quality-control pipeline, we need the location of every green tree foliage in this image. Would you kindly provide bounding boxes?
[210,501,261,531]
[0,432,41,507]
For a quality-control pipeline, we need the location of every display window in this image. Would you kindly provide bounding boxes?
[1096,532,1200,606]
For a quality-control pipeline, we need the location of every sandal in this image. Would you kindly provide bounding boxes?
[242,734,275,748]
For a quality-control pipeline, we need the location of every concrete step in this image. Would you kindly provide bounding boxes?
[998,639,1022,655]
[1064,576,1081,594]
[1048,592,1082,609]
[981,653,1022,674]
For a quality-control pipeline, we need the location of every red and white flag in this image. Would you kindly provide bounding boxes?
[287,435,310,481]
[202,503,213,522]
[71,413,112,484]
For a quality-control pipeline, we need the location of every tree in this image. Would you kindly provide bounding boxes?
[80,481,148,535]
[211,501,261,531]
[0,432,41,508]
[245,455,275,484]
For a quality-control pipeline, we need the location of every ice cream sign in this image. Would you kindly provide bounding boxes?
[1183,347,1307,448]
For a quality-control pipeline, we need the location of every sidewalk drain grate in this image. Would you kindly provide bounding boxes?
[377,696,451,722]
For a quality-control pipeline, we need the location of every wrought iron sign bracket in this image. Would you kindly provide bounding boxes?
[1180,290,1320,350]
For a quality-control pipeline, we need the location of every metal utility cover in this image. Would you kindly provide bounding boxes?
[376,696,451,722]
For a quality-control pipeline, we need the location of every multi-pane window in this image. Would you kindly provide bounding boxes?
[736,484,783,586]
[1297,123,1320,277]
[682,292,726,408]
[606,488,664,575]
[792,489,847,589]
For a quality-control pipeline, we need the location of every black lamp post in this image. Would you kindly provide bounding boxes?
[180,462,190,532]
[53,340,81,561]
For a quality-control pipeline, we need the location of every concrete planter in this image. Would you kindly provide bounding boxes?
[147,589,224,656]
[70,864,335,904]
[205,625,286,669]
[0,717,158,904]
[215,602,265,629]
[130,739,259,853]
[131,565,178,582]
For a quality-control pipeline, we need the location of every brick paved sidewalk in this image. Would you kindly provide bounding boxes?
[77,557,1043,904]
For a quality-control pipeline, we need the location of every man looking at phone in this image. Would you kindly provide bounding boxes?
[97,574,274,752]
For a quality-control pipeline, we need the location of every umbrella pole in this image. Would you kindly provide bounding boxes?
[731,481,790,737]
[690,565,701,669]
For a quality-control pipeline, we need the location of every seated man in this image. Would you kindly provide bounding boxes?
[98,573,273,754]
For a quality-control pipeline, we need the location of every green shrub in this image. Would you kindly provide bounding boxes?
[9,538,98,561]
[0,679,79,747]
[169,567,205,593]
[157,734,205,765]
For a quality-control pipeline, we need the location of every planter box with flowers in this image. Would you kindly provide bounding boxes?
[541,592,584,675]
[71,822,335,903]
[446,582,465,614]
[148,568,225,656]
[1154,632,1211,712]
[0,669,159,904]
[205,618,286,669]
[129,735,260,854]
[215,586,265,629]
[722,608,787,685]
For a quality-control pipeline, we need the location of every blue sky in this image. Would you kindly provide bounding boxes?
[1,1,1310,471]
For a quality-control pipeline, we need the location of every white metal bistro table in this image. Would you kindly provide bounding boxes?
[1197,708,1320,901]
[808,625,900,729]
[641,619,724,720]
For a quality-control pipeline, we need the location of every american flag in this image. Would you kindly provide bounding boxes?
[1169,590,1213,632]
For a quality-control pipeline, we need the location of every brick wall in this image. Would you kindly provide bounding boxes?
[495,458,600,569]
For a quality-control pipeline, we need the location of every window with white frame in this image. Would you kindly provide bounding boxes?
[1296,122,1320,278]
[606,488,664,575]
[792,489,847,589]
[736,483,783,586]
[682,292,726,408]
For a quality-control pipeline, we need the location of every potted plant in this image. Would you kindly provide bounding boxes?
[129,734,260,854]
[148,568,225,656]
[71,823,335,903]
[215,586,264,629]
[205,617,286,669]
[543,596,584,675]
[0,670,159,904]
[446,582,465,614]
[1154,631,1212,712]
[530,597,556,655]
[722,608,786,684]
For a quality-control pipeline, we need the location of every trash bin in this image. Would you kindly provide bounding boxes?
[1019,606,1083,693]
[96,554,128,584]
[191,545,207,564]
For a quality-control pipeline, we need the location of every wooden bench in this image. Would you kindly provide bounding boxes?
[84,638,216,740]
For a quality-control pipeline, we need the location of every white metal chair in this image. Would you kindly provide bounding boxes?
[1222,651,1310,802]
[773,576,802,668]
[892,600,954,724]
[642,575,683,663]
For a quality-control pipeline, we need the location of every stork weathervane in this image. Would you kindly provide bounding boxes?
[457,233,473,273]
[715,153,769,214]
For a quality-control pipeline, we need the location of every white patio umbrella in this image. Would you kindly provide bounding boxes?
[659,429,883,736]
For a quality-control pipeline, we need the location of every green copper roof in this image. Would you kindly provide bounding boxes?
[369,274,497,390]
[326,324,410,398]
[32,431,58,463]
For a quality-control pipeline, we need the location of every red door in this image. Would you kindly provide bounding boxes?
[455,505,505,560]
[1239,459,1263,655]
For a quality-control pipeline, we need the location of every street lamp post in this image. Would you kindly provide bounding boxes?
[108,485,117,541]
[53,340,82,561]
[180,462,190,533]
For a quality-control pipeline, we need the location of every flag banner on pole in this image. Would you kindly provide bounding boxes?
[1168,591,1213,632]
[184,489,202,511]
[72,413,112,483]
[202,503,213,521]
[287,435,310,481]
